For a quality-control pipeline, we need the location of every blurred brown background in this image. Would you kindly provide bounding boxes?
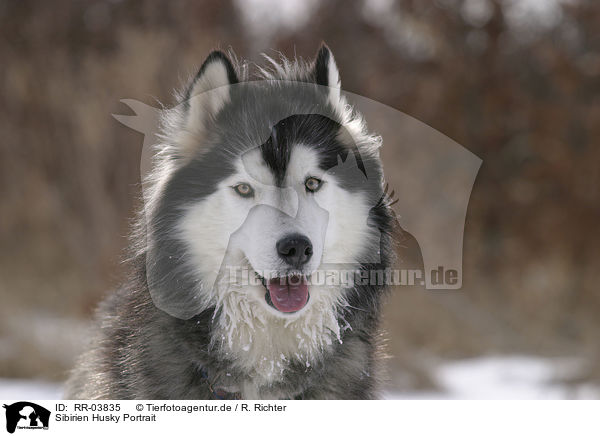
[0,0,599,395]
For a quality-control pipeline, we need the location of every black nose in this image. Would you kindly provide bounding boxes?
[276,234,313,267]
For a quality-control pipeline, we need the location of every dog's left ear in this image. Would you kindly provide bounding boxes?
[314,44,341,103]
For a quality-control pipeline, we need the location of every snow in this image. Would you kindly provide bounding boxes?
[0,378,63,400]
[386,355,600,400]
[1,355,598,400]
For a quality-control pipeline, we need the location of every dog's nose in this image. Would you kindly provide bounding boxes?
[276,234,313,267]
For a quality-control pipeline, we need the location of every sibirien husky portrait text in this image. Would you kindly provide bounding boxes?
[66,44,397,400]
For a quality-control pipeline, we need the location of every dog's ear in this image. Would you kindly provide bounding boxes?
[177,51,238,157]
[185,51,238,123]
[314,43,341,103]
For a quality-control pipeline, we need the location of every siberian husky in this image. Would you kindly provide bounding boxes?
[66,45,396,399]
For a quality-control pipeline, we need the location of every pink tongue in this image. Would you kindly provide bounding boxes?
[267,276,309,312]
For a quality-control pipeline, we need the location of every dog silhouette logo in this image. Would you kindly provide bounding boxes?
[3,402,50,433]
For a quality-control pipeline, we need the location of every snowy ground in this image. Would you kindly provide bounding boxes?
[0,378,63,399]
[1,356,598,400]
[385,355,600,400]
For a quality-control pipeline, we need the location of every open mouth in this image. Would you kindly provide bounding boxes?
[258,274,310,313]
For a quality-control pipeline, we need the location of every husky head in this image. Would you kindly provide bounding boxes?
[142,46,392,380]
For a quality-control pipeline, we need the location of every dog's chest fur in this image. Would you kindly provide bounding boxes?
[65,261,384,400]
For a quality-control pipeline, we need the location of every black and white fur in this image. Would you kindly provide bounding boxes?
[66,45,396,400]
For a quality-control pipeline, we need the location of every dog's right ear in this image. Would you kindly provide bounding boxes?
[185,51,238,119]
[177,51,238,157]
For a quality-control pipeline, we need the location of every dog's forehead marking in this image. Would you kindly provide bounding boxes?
[239,144,322,188]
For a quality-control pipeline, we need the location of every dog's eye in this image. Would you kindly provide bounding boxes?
[305,177,323,193]
[232,183,254,198]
